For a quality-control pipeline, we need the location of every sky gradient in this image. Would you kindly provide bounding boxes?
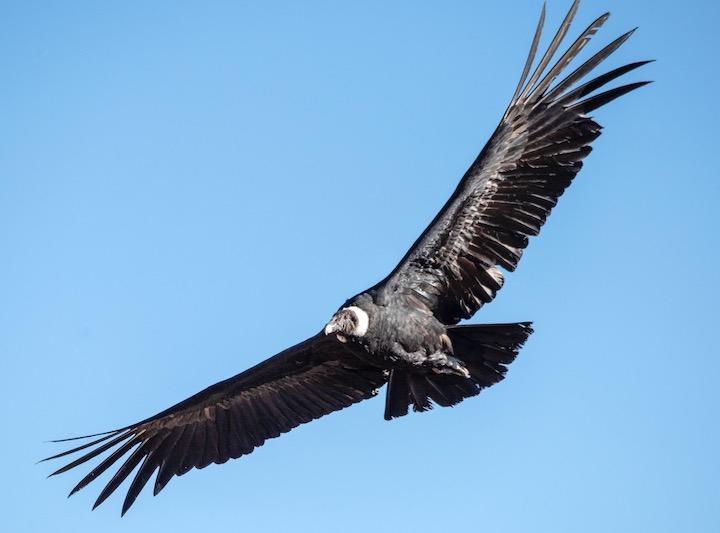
[2,1,719,532]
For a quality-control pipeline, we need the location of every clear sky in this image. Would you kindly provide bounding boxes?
[2,1,718,531]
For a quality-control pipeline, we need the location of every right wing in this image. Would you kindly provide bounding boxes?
[373,0,650,324]
[42,334,387,515]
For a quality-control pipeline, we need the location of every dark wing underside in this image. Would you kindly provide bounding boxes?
[42,334,386,515]
[376,0,651,324]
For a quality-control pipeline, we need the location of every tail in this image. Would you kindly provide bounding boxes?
[383,322,533,420]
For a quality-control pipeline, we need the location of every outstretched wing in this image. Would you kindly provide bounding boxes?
[42,334,386,515]
[375,0,651,324]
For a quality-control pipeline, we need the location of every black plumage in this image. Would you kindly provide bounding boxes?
[46,335,386,514]
[43,0,650,514]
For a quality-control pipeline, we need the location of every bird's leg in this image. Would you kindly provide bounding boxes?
[426,352,470,378]
[389,342,426,366]
[390,343,469,378]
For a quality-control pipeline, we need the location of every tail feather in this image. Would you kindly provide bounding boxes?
[384,369,410,420]
[383,322,533,420]
[408,375,433,413]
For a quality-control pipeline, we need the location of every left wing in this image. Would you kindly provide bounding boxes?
[42,334,386,515]
[374,0,651,324]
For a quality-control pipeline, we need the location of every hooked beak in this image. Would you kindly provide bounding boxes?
[324,321,347,343]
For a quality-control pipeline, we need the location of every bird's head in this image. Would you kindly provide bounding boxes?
[324,306,369,343]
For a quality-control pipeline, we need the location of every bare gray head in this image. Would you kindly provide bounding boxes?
[324,306,369,343]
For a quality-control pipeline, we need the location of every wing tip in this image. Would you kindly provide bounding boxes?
[46,429,120,444]
[120,502,132,517]
[575,80,652,114]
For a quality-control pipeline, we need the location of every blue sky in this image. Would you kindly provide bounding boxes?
[2,1,718,531]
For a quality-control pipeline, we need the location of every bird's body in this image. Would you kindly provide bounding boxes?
[335,292,451,369]
[44,0,651,515]
[327,291,532,418]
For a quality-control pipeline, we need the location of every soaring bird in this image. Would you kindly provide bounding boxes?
[44,0,650,515]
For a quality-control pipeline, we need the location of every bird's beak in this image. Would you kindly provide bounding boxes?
[324,322,337,336]
[324,320,347,342]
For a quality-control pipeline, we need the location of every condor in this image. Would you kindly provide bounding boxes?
[44,0,650,515]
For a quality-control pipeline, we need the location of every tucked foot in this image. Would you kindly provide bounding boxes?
[427,353,470,378]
